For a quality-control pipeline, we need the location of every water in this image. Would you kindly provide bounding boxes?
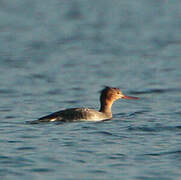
[1,0,181,179]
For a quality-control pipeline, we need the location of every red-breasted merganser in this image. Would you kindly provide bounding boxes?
[32,87,138,123]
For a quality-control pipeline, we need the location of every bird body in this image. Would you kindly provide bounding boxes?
[31,87,138,123]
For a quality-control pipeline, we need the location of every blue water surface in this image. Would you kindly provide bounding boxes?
[1,0,181,179]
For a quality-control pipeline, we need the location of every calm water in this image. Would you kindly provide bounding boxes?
[1,0,181,179]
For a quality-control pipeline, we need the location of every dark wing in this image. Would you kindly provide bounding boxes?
[38,110,64,121]
[29,108,86,124]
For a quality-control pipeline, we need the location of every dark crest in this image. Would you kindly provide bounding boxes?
[100,86,119,94]
[100,86,112,95]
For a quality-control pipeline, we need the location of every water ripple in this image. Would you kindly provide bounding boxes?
[145,150,181,157]
[29,168,54,173]
[130,88,181,95]
[0,156,34,167]
[90,130,119,137]
[128,110,150,116]
[16,147,36,151]
[128,125,181,132]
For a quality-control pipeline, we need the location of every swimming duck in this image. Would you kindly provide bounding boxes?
[32,86,138,123]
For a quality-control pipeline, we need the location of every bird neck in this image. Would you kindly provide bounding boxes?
[99,99,113,117]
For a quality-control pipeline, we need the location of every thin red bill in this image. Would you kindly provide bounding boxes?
[122,95,139,100]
